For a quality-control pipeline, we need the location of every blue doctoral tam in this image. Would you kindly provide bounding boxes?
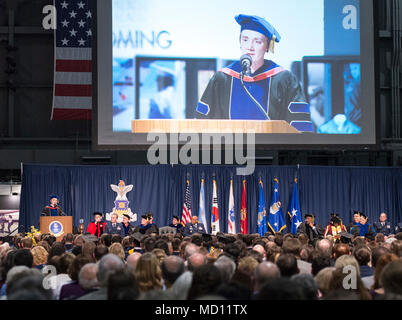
[235,14,281,42]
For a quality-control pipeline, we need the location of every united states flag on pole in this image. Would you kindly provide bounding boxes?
[51,0,93,120]
[181,179,192,226]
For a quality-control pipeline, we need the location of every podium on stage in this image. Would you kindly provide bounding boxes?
[40,216,72,241]
[132,119,300,134]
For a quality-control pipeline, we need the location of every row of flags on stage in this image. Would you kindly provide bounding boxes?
[181,176,303,235]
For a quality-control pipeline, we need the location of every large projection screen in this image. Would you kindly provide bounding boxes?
[96,0,376,149]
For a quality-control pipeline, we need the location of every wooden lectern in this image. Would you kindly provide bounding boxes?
[132,119,300,134]
[40,216,73,241]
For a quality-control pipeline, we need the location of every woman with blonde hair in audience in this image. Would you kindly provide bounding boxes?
[31,245,48,270]
[109,242,125,262]
[135,252,163,292]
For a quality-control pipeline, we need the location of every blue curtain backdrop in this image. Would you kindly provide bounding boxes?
[19,164,402,234]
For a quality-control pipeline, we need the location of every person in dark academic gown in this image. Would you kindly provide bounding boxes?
[146,212,159,234]
[195,14,313,133]
[41,194,65,216]
[122,214,135,236]
[169,215,183,233]
[347,211,361,233]
[133,214,157,235]
[86,212,107,238]
[296,214,324,243]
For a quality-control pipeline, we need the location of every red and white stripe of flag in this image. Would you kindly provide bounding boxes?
[51,47,92,120]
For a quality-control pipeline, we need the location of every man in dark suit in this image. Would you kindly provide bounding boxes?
[104,213,124,236]
[373,212,393,236]
[182,216,207,236]
[296,214,324,243]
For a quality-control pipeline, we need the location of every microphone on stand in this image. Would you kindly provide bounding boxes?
[240,54,252,77]
[239,54,270,120]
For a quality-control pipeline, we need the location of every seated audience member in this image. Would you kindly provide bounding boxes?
[121,214,135,236]
[59,254,95,300]
[182,216,207,236]
[161,255,185,289]
[276,254,299,278]
[135,252,163,293]
[282,238,311,274]
[94,244,109,262]
[6,268,52,300]
[50,252,75,299]
[255,278,305,300]
[373,212,392,236]
[327,267,371,300]
[126,252,142,274]
[216,281,252,300]
[109,242,125,262]
[104,213,124,237]
[169,216,183,233]
[79,254,125,300]
[296,214,324,243]
[369,253,399,299]
[333,243,351,261]
[21,237,33,249]
[311,252,331,276]
[63,233,74,253]
[291,273,319,300]
[253,261,281,295]
[379,260,402,298]
[107,270,139,300]
[187,264,223,299]
[31,246,48,270]
[86,212,107,238]
[314,267,336,298]
[390,239,402,258]
[353,246,374,288]
[214,255,236,283]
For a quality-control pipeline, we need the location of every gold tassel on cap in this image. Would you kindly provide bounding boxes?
[269,35,276,54]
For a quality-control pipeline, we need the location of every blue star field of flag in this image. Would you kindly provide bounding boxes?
[56,0,92,48]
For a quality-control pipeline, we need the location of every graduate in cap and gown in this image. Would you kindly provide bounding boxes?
[41,194,65,216]
[86,212,107,238]
[196,14,313,133]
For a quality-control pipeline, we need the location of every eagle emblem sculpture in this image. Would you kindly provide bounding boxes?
[106,180,137,223]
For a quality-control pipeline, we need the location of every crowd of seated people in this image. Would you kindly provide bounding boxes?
[0,211,402,300]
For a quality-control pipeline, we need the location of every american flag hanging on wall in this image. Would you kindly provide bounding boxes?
[51,0,93,120]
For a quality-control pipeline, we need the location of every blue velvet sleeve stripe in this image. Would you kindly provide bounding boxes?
[288,102,310,113]
[196,101,210,116]
[290,121,314,132]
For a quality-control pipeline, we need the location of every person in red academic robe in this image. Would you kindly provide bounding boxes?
[86,212,107,238]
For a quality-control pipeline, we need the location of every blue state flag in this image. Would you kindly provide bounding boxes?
[268,178,287,234]
[257,180,268,236]
[288,178,302,234]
